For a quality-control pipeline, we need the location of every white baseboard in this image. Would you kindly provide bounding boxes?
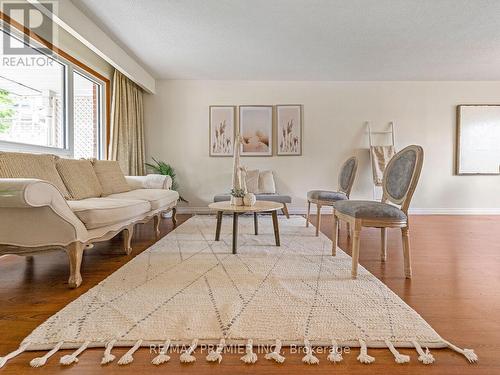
[176,206,500,215]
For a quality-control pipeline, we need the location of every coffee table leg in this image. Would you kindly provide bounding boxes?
[215,211,222,241]
[232,213,238,254]
[254,212,258,235]
[272,210,280,246]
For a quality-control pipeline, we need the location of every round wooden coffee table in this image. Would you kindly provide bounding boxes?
[208,201,283,254]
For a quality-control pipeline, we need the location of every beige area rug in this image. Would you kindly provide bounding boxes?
[0,215,477,368]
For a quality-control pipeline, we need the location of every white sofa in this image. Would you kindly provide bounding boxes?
[0,152,179,288]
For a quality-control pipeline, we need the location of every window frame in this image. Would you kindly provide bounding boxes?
[0,11,110,158]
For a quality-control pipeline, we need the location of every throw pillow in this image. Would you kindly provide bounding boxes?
[92,160,131,196]
[56,158,103,200]
[245,169,259,193]
[0,151,70,198]
[258,170,276,194]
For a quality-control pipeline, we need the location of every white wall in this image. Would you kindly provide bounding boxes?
[144,80,500,214]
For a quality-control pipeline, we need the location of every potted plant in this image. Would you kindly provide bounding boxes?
[145,158,188,203]
[230,188,245,206]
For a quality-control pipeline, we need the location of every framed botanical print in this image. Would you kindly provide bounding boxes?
[209,106,235,156]
[276,104,302,155]
[456,104,500,175]
[239,105,273,156]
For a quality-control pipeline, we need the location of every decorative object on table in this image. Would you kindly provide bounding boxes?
[209,106,236,156]
[276,105,302,155]
[239,105,273,156]
[243,192,256,206]
[145,158,188,202]
[455,104,500,175]
[5,215,477,370]
[333,145,424,279]
[306,156,358,236]
[230,188,245,206]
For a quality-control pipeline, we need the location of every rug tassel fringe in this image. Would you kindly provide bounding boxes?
[117,339,142,365]
[152,339,171,365]
[60,340,90,366]
[327,339,343,363]
[0,342,30,368]
[180,339,198,363]
[357,339,375,364]
[442,339,478,363]
[302,339,319,365]
[385,340,410,364]
[30,341,63,368]
[206,338,225,363]
[240,339,257,364]
[100,339,117,365]
[412,340,435,364]
[265,339,285,363]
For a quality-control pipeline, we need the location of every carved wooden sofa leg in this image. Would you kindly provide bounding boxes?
[123,224,134,255]
[153,213,161,238]
[172,207,177,227]
[66,242,85,288]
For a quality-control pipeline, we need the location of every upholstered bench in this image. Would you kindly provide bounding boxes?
[213,193,291,218]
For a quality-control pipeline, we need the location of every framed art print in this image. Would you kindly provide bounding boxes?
[239,105,273,156]
[209,106,235,156]
[276,104,302,155]
[456,104,500,175]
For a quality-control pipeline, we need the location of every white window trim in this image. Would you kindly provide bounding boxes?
[0,21,106,158]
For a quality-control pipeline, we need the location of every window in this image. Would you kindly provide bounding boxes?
[0,23,107,158]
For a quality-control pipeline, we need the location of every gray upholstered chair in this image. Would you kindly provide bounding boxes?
[332,145,424,279]
[306,156,358,236]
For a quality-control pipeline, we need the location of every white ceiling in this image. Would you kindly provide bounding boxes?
[72,0,500,81]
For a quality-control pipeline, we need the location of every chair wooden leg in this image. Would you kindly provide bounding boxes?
[66,242,84,288]
[153,214,161,238]
[380,228,387,261]
[401,227,412,278]
[351,221,361,278]
[347,222,351,238]
[332,212,338,256]
[315,204,321,236]
[123,224,134,255]
[306,201,311,227]
[172,207,177,227]
[282,203,290,219]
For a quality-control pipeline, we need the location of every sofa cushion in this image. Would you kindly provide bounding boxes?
[245,169,259,193]
[214,193,291,204]
[67,197,151,229]
[92,160,131,196]
[258,170,276,194]
[107,189,179,210]
[56,158,103,200]
[0,151,70,198]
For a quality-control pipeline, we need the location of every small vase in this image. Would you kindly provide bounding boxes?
[230,196,244,206]
[243,193,256,206]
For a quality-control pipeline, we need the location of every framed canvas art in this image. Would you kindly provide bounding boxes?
[209,106,235,156]
[239,105,273,156]
[276,104,302,155]
[456,105,500,175]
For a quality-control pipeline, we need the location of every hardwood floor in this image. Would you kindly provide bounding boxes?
[1,214,499,374]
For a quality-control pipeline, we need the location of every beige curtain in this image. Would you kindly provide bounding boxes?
[108,70,145,175]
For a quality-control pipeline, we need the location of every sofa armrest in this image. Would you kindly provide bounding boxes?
[125,174,172,190]
[0,178,88,247]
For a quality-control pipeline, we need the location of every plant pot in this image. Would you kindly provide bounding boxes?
[230,196,244,206]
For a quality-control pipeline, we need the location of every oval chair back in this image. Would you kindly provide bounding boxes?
[382,145,424,214]
[338,156,358,198]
